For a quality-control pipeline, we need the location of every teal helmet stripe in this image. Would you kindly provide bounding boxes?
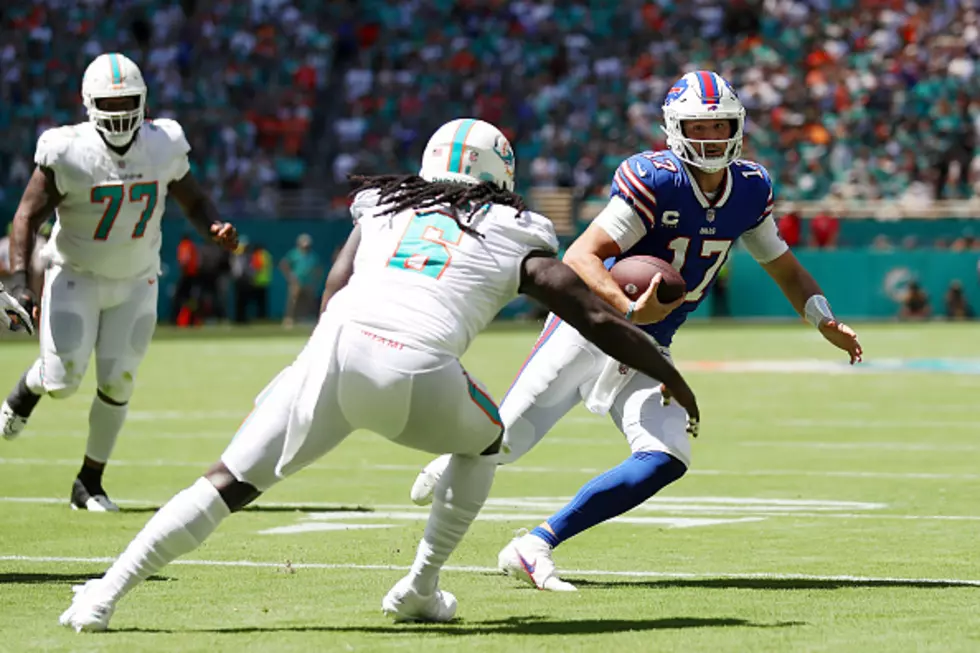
[447,118,477,173]
[109,53,122,84]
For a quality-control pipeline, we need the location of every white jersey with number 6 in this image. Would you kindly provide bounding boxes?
[333,189,559,358]
[36,119,191,280]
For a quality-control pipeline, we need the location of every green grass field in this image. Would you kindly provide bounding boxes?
[1,321,979,652]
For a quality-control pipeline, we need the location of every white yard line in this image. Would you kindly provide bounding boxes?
[2,457,979,481]
[568,416,980,429]
[738,441,980,452]
[3,496,980,523]
[127,410,244,421]
[2,554,979,587]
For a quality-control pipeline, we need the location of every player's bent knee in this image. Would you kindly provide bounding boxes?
[47,384,82,400]
[480,432,504,456]
[96,383,133,405]
[497,417,538,464]
[637,451,687,487]
[204,461,262,512]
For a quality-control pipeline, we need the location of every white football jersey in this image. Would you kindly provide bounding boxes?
[333,189,559,357]
[36,119,191,280]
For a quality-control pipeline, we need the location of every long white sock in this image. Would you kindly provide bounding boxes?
[94,477,230,603]
[25,360,45,395]
[86,396,128,463]
[409,453,498,595]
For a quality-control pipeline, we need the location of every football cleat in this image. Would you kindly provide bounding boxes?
[70,478,120,512]
[409,454,452,506]
[381,575,457,623]
[498,531,577,592]
[59,580,115,632]
[0,401,28,441]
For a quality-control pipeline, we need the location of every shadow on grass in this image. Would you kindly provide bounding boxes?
[112,614,805,636]
[119,504,373,514]
[0,572,170,585]
[567,577,980,591]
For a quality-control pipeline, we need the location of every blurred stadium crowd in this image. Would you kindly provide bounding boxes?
[1,0,978,218]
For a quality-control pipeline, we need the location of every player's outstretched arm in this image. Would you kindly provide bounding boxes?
[8,166,62,326]
[320,224,361,313]
[762,250,863,364]
[168,172,239,251]
[520,252,699,421]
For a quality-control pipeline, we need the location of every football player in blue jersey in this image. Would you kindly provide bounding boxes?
[409,70,863,591]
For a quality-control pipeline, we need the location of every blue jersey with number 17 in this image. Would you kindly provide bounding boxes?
[609,149,774,346]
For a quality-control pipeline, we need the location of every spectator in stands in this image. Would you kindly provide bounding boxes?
[777,211,802,248]
[250,242,273,321]
[944,280,974,320]
[172,233,200,326]
[197,241,231,323]
[232,240,273,324]
[809,210,840,249]
[899,280,932,321]
[5,0,980,222]
[279,233,322,329]
[231,239,255,324]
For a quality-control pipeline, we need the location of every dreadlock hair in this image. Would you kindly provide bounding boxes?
[348,174,528,237]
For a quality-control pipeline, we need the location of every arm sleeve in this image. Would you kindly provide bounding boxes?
[741,216,789,263]
[592,195,647,252]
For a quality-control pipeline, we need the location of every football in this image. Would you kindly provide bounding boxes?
[610,255,687,304]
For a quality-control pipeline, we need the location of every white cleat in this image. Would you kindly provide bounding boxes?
[71,495,121,512]
[409,454,452,506]
[498,532,577,592]
[1,401,28,441]
[382,575,458,623]
[59,580,116,633]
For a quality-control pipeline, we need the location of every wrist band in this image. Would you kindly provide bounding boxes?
[625,301,637,320]
[804,294,834,328]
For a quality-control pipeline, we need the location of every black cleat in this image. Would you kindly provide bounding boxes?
[70,478,120,512]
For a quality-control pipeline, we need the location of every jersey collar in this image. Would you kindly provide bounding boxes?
[684,163,733,210]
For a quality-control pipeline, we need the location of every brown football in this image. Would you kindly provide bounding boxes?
[610,255,687,304]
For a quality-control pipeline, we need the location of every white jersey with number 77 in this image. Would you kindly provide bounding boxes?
[34,119,191,280]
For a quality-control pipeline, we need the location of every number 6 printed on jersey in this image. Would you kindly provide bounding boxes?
[387,210,464,279]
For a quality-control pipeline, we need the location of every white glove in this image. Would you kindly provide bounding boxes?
[686,415,700,439]
[660,382,700,438]
[0,281,35,335]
